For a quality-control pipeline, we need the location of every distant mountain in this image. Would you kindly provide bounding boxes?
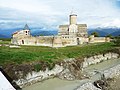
[88,29,108,37]
[0,28,58,38]
[111,31,120,36]
[0,28,22,38]
[0,34,8,38]
[0,27,120,38]
[88,28,120,36]
[31,30,58,36]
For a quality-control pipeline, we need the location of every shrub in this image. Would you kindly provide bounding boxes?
[34,64,41,72]
[0,38,11,41]
[91,32,99,37]
[46,60,55,70]
[106,34,113,38]
[113,36,120,46]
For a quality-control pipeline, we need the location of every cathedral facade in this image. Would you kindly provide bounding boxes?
[58,14,88,37]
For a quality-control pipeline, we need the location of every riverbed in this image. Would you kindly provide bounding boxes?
[23,58,120,90]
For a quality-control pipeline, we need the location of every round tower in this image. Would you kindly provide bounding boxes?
[69,14,77,25]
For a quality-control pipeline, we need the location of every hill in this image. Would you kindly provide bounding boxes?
[88,30,108,37]
[0,28,58,38]
[0,27,120,38]
[31,30,58,36]
[88,28,120,36]
[0,34,8,38]
[111,31,120,36]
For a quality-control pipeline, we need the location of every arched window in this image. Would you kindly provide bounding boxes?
[22,40,24,44]
[26,31,28,35]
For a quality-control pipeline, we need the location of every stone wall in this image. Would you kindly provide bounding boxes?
[12,35,87,47]
[12,36,54,47]
[89,35,110,43]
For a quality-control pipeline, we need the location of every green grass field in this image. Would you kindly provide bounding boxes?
[0,41,115,65]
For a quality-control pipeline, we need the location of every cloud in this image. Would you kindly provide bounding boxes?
[0,0,120,31]
[99,18,120,28]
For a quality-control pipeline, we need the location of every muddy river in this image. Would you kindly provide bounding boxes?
[23,58,120,90]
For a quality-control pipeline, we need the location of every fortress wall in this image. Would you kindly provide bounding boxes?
[16,37,36,45]
[36,36,53,47]
[16,36,54,47]
[89,36,110,43]
[61,36,77,46]
[94,37,108,43]
[23,37,36,45]
[12,34,109,47]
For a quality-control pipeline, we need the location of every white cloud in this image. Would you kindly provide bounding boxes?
[100,18,120,28]
[0,0,120,30]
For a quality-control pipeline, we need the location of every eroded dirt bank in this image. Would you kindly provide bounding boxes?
[23,58,120,90]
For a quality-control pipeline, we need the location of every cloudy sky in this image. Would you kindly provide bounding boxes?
[0,0,120,31]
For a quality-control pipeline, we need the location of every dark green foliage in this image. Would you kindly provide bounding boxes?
[0,38,11,41]
[113,36,120,46]
[39,34,44,36]
[106,34,112,38]
[34,64,41,72]
[91,32,99,37]
[47,60,55,70]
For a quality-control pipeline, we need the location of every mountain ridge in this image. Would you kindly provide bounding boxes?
[0,27,120,38]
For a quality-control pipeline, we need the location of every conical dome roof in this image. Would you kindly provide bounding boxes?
[23,24,30,30]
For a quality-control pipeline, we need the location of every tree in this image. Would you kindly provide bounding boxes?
[91,32,99,37]
[106,34,113,39]
[113,36,120,46]
[106,34,112,37]
[39,34,44,36]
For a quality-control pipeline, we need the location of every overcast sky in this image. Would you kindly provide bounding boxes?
[0,0,120,30]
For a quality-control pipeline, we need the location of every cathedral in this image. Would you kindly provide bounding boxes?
[11,13,109,47]
[58,13,87,37]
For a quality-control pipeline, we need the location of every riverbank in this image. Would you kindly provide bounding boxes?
[13,52,119,88]
[23,58,120,90]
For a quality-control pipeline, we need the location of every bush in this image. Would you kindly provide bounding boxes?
[91,32,99,37]
[0,38,11,41]
[106,34,113,38]
[113,36,120,46]
[34,64,41,72]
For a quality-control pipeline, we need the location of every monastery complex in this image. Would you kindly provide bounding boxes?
[11,13,110,47]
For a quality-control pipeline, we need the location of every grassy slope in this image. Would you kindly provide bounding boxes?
[0,42,115,65]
